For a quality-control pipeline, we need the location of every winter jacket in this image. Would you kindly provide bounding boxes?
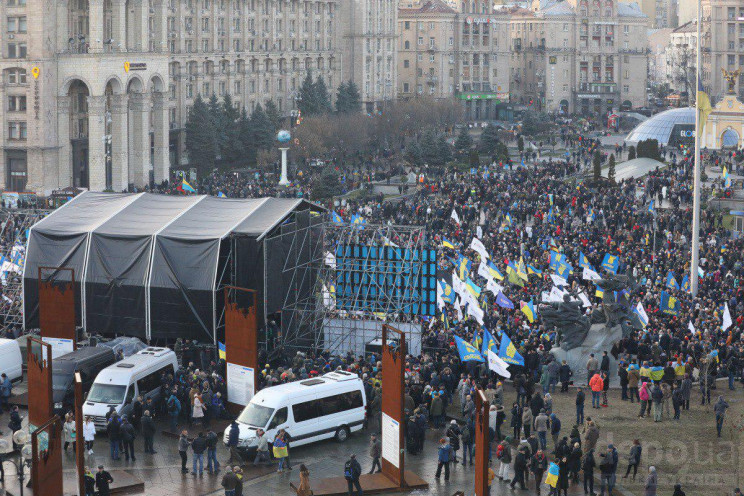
[589,373,604,392]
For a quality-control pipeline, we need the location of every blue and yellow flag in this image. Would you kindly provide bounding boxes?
[516,257,529,281]
[481,328,498,355]
[527,264,542,276]
[495,291,514,309]
[454,335,485,363]
[456,253,472,279]
[595,284,604,298]
[545,462,560,488]
[351,214,366,229]
[442,236,455,249]
[601,253,619,274]
[555,261,573,279]
[698,77,712,131]
[465,277,482,299]
[485,260,504,281]
[666,271,679,290]
[332,211,344,224]
[648,200,654,213]
[649,366,664,381]
[548,193,554,205]
[507,265,525,287]
[681,274,690,293]
[579,251,592,270]
[549,251,566,270]
[520,300,536,323]
[438,280,456,304]
[498,331,524,366]
[218,342,226,360]
[217,191,227,198]
[660,291,679,315]
[502,212,513,230]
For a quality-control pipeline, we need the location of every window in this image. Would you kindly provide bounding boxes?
[404,40,410,49]
[6,69,26,84]
[7,95,26,111]
[7,0,27,6]
[417,36,423,45]
[404,21,410,30]
[7,43,26,59]
[292,400,320,422]
[403,59,409,68]
[268,407,288,429]
[8,121,26,140]
[403,82,409,92]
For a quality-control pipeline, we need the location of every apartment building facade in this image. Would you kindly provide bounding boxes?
[701,0,744,101]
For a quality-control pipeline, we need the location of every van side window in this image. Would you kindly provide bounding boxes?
[268,407,288,429]
[292,400,320,422]
[125,385,135,404]
[321,391,364,415]
[136,364,173,396]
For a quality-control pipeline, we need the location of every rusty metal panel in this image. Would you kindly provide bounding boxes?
[381,324,406,487]
[31,415,63,496]
[27,337,53,429]
[38,267,76,347]
[474,388,490,496]
[224,286,258,413]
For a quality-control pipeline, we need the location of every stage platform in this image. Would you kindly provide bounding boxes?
[312,471,428,496]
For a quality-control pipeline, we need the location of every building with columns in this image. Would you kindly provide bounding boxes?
[1,0,341,195]
[701,0,744,102]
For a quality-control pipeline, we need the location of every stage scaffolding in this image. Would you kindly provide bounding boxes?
[257,218,430,360]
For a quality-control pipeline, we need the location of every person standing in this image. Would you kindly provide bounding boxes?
[623,440,642,480]
[618,363,629,401]
[192,393,205,427]
[368,434,381,474]
[290,464,312,496]
[628,364,640,403]
[638,382,650,418]
[178,430,190,474]
[120,416,136,462]
[599,449,614,496]
[534,409,549,450]
[0,374,12,414]
[206,430,220,474]
[575,387,585,425]
[106,413,121,461]
[273,431,289,472]
[435,437,454,481]
[167,390,181,432]
[141,410,157,454]
[651,383,663,422]
[586,354,599,385]
[510,446,528,490]
[461,421,474,466]
[582,449,596,496]
[496,437,512,482]
[589,373,603,409]
[644,466,657,496]
[83,416,96,455]
[672,388,683,420]
[344,454,363,495]
[549,413,561,449]
[84,466,96,496]
[714,396,730,437]
[191,431,207,476]
[63,413,76,452]
[430,392,444,428]
[95,465,114,496]
[681,374,692,410]
[522,407,533,439]
[221,467,239,496]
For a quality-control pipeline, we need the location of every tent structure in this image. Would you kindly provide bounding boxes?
[24,192,323,343]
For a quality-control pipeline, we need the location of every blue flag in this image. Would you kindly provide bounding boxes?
[481,328,498,356]
[681,274,690,292]
[495,291,514,309]
[660,291,679,316]
[332,211,344,225]
[601,254,619,274]
[578,251,592,269]
[498,331,525,366]
[454,335,485,363]
[666,271,679,290]
[217,191,226,198]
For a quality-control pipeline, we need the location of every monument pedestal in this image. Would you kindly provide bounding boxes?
[279,147,289,185]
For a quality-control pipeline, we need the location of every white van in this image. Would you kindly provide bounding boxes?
[0,339,22,383]
[225,370,366,452]
[83,347,177,430]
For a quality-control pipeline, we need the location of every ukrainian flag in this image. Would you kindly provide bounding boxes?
[649,366,664,381]
[502,212,513,229]
[520,300,536,323]
[465,278,482,299]
[681,275,690,292]
[516,257,529,281]
[442,237,455,249]
[527,264,542,276]
[698,77,712,131]
[332,211,344,224]
[217,191,227,198]
[456,253,472,279]
[545,462,560,488]
[218,342,226,360]
[601,253,619,274]
[666,271,679,290]
[660,291,679,315]
[181,179,196,193]
[486,260,504,281]
[595,284,604,298]
[579,251,592,269]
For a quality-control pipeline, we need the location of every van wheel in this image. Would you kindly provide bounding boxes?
[335,426,350,443]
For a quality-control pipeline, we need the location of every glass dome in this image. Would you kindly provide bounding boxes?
[625,107,696,146]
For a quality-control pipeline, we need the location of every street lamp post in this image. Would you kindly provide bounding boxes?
[0,432,33,496]
[690,0,703,295]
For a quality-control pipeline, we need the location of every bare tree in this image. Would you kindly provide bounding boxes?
[667,44,695,101]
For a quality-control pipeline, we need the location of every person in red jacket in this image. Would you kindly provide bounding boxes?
[589,373,604,409]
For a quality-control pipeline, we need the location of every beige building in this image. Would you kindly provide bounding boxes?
[512,0,648,115]
[0,0,342,195]
[665,21,696,96]
[621,0,674,28]
[339,0,398,112]
[398,0,457,99]
[677,0,696,26]
[701,0,744,101]
[648,28,672,89]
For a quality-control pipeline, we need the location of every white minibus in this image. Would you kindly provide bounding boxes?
[225,370,366,452]
[83,347,177,430]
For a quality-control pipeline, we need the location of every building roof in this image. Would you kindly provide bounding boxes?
[541,1,576,16]
[617,2,647,17]
[625,107,696,145]
[399,0,456,14]
[672,20,696,33]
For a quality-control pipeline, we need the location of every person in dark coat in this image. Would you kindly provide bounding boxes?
[510,446,528,490]
[582,449,596,496]
[141,410,157,454]
[530,392,545,417]
[95,465,114,496]
[106,414,121,460]
[120,417,136,461]
[557,456,570,496]
[531,448,548,495]
[511,402,523,440]
[559,361,572,392]
[446,420,461,462]
[84,466,96,496]
[568,442,582,483]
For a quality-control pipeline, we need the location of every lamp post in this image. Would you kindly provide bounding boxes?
[0,432,33,496]
[690,0,703,295]
[277,130,291,186]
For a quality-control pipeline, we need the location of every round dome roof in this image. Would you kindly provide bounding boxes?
[625,107,696,146]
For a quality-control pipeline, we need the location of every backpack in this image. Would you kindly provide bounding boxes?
[496,444,504,460]
[344,460,353,480]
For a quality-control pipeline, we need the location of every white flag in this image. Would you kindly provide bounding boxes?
[550,274,568,287]
[470,237,489,260]
[477,225,483,238]
[324,251,336,268]
[487,349,512,378]
[467,301,485,325]
[582,267,601,281]
[722,303,733,331]
[451,208,461,224]
[486,279,504,296]
[634,302,649,327]
[454,297,463,321]
[578,292,592,308]
[688,321,696,333]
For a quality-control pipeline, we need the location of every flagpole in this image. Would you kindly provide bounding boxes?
[690,0,702,296]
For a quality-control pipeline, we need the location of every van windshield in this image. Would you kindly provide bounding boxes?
[52,374,73,391]
[87,384,126,404]
[237,403,274,428]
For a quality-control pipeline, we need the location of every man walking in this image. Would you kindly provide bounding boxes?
[120,416,136,462]
[435,437,454,481]
[226,421,242,466]
[178,430,190,474]
[576,387,585,425]
[344,454,363,495]
[714,396,730,437]
[368,434,381,474]
[253,428,270,466]
[586,354,599,386]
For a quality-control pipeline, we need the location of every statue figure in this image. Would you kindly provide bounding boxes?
[539,295,591,351]
[722,68,741,95]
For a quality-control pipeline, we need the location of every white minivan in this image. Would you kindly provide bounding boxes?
[225,370,366,452]
[0,339,22,383]
[83,347,177,430]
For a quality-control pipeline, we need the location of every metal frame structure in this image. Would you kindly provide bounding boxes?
[261,218,430,359]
